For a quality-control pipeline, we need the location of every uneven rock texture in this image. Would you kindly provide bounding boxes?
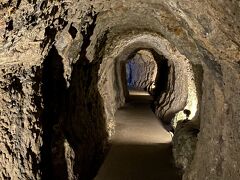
[172,120,199,173]
[0,0,239,180]
[0,1,107,179]
[0,64,42,179]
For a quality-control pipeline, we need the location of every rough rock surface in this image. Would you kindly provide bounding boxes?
[0,0,239,180]
[172,120,199,173]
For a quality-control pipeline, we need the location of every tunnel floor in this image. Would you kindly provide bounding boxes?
[95,90,181,180]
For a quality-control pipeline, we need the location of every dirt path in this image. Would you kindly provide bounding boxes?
[95,91,181,180]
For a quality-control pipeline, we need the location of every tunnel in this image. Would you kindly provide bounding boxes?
[124,50,157,92]
[0,1,239,180]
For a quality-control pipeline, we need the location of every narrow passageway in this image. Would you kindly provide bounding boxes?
[95,90,181,180]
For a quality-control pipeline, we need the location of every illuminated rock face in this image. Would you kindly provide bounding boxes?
[0,0,240,180]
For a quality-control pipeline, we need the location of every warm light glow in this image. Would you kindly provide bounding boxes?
[173,64,198,127]
[129,90,150,96]
[150,82,156,89]
[113,101,172,144]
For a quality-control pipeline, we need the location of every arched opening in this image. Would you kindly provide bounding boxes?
[96,49,180,180]
[118,49,158,103]
[96,33,200,179]
[97,33,199,178]
[124,50,157,92]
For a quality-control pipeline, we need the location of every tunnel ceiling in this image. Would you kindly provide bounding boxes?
[0,0,240,180]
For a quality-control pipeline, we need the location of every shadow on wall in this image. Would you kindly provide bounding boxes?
[151,50,170,99]
[40,36,109,179]
[64,58,109,180]
[61,10,109,180]
[40,45,68,179]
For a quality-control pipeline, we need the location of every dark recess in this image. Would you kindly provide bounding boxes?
[151,50,170,98]
[6,20,13,31]
[41,26,57,49]
[40,45,67,180]
[16,0,21,8]
[40,0,48,10]
[9,76,23,94]
[69,24,78,39]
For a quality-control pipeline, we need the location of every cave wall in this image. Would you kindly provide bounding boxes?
[0,64,43,179]
[0,0,239,179]
[0,1,108,179]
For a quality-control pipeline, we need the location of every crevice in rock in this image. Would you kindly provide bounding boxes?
[41,26,57,49]
[16,0,21,9]
[6,20,13,31]
[8,75,23,95]
[40,0,48,11]
[50,5,58,16]
[80,7,98,60]
[68,24,77,39]
[40,45,67,180]
[41,17,67,50]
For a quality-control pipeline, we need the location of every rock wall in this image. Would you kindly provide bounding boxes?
[0,1,108,179]
[0,64,43,179]
[0,0,239,180]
